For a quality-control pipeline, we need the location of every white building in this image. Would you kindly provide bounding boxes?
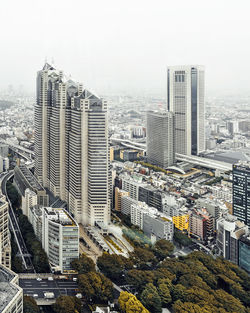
[167,65,205,155]
[209,185,232,203]
[0,264,23,313]
[42,207,79,273]
[22,188,37,218]
[35,63,110,226]
[0,195,11,269]
[29,205,43,242]
[121,176,144,200]
[0,157,9,173]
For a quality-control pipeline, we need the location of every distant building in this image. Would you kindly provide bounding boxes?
[238,235,250,273]
[233,161,250,227]
[227,121,239,135]
[0,195,11,269]
[216,214,248,265]
[147,111,175,168]
[0,144,9,158]
[114,187,129,211]
[167,65,205,155]
[0,264,23,313]
[29,205,43,242]
[120,195,138,216]
[0,157,9,172]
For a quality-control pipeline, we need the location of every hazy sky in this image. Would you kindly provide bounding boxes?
[0,0,249,96]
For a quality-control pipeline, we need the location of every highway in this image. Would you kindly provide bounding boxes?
[1,171,35,272]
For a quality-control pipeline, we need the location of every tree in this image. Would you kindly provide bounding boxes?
[53,295,81,313]
[23,296,40,313]
[158,282,172,307]
[97,253,133,280]
[126,270,154,292]
[153,239,174,261]
[213,289,246,313]
[174,229,192,247]
[6,182,21,208]
[78,271,113,302]
[71,253,95,274]
[171,284,187,302]
[140,283,162,313]
[129,247,156,269]
[118,291,149,313]
[172,300,227,313]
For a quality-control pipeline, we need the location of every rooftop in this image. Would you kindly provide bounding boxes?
[44,207,77,227]
[17,165,44,191]
[0,265,21,313]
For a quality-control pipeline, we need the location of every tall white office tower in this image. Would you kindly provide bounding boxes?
[167,65,205,156]
[147,111,175,168]
[35,63,110,226]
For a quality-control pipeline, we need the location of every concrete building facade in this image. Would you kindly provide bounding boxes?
[35,63,110,225]
[167,65,205,155]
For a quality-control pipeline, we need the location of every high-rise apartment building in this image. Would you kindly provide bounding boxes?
[35,63,110,225]
[167,65,205,155]
[233,161,250,227]
[147,111,175,168]
[0,195,11,269]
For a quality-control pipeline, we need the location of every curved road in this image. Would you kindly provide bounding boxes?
[1,171,35,272]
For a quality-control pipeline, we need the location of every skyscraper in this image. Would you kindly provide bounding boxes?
[146,111,175,168]
[233,161,250,227]
[167,65,205,156]
[35,63,110,226]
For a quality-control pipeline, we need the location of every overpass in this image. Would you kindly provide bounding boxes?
[175,153,232,172]
[110,137,146,152]
[0,140,34,160]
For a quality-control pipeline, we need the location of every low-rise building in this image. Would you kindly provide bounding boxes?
[114,187,129,211]
[21,188,37,218]
[172,214,189,231]
[0,264,23,313]
[42,207,79,273]
[143,214,174,242]
[188,208,214,241]
[29,206,79,273]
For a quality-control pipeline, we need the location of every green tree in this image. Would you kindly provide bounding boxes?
[173,300,227,313]
[118,291,149,313]
[158,282,172,306]
[174,229,192,247]
[23,296,40,313]
[97,252,133,280]
[153,239,174,261]
[213,289,246,313]
[171,284,187,302]
[78,271,113,303]
[126,270,154,292]
[130,247,156,269]
[53,295,81,313]
[140,283,162,313]
[71,253,95,274]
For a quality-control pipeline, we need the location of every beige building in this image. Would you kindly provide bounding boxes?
[0,195,11,269]
[0,264,23,313]
[114,187,129,211]
[21,188,37,218]
[35,63,110,226]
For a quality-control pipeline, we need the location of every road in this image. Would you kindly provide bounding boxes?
[1,171,35,272]
[19,279,79,299]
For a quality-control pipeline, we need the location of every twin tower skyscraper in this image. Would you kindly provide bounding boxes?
[34,63,110,226]
[147,65,205,169]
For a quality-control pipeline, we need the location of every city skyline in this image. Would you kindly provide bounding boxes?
[0,0,250,96]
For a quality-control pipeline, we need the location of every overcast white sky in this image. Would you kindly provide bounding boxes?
[0,0,249,96]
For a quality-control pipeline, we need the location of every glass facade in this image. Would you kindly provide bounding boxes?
[191,68,198,155]
[239,238,250,273]
[233,164,250,227]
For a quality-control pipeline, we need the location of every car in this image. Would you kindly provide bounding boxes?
[76,293,82,299]
[33,294,38,298]
[73,277,77,282]
[36,277,42,281]
[48,277,54,281]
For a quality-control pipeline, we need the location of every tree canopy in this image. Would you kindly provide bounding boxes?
[71,253,95,274]
[118,291,149,313]
[23,296,40,313]
[53,295,81,313]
